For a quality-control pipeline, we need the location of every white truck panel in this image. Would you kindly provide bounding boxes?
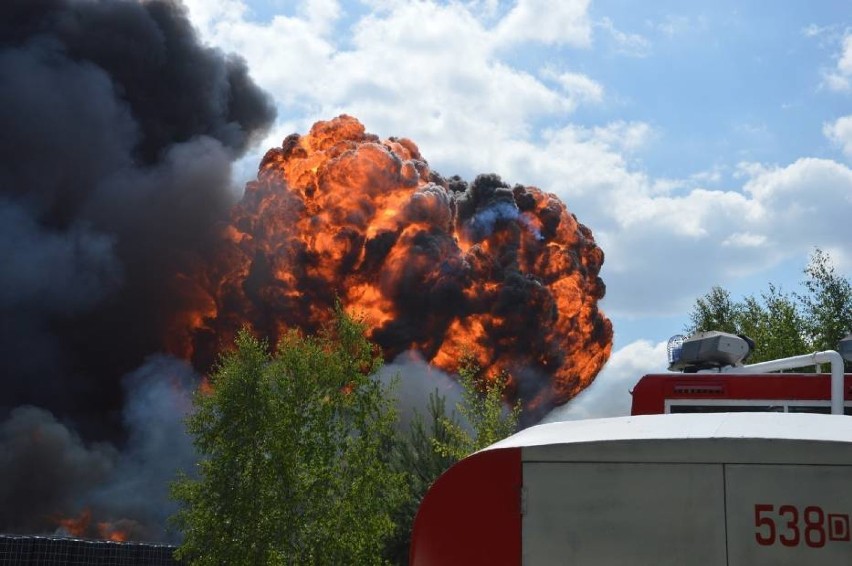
[521,460,852,565]
[514,415,852,565]
[522,462,727,566]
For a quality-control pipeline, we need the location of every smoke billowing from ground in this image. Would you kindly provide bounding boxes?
[374,352,467,434]
[0,0,273,541]
[0,357,196,543]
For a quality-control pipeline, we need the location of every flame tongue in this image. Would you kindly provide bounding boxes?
[56,509,92,538]
[53,509,129,542]
[174,115,612,418]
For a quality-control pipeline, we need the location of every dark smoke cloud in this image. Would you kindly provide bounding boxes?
[0,0,274,540]
[0,406,116,534]
[0,0,275,437]
[0,356,197,542]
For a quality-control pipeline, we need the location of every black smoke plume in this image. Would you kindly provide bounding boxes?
[0,0,275,540]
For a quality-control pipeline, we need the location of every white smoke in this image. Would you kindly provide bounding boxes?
[374,350,465,432]
[542,339,667,422]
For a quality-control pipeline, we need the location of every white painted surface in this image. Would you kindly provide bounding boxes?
[522,462,727,566]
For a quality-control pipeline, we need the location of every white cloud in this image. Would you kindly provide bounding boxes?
[542,340,668,422]
[298,0,341,33]
[180,0,247,32]
[494,0,592,48]
[597,17,652,57]
[722,232,767,248]
[802,23,831,39]
[188,3,336,104]
[584,121,653,153]
[689,166,725,186]
[823,32,852,92]
[654,15,692,38]
[541,68,604,106]
[741,158,852,250]
[598,156,852,315]
[824,115,852,158]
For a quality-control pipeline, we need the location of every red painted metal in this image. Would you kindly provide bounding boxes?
[631,373,852,415]
[409,447,522,566]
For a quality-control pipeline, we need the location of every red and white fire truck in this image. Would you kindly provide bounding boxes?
[409,332,852,565]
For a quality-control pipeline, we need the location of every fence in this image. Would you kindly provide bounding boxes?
[0,535,179,566]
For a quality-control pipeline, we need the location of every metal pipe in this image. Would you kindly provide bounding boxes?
[724,351,845,415]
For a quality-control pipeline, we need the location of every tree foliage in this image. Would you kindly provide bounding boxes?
[687,286,741,336]
[688,249,852,365]
[432,355,521,461]
[799,249,852,354]
[171,309,405,565]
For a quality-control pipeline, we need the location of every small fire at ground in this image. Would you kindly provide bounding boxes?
[54,509,130,542]
[170,116,612,418]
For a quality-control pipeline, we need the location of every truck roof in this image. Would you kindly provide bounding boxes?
[488,412,852,450]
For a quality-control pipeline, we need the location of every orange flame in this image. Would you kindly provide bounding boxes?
[97,521,129,542]
[54,509,134,542]
[170,115,612,419]
[56,509,91,538]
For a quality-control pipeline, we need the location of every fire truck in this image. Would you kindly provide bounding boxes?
[409,332,852,565]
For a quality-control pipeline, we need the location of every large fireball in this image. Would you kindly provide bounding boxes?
[171,115,612,418]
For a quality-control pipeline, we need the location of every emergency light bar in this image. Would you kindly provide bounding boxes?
[668,331,753,372]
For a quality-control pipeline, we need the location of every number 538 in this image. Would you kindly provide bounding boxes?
[754,504,831,548]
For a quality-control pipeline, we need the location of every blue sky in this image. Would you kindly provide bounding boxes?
[586,2,848,171]
[182,0,852,418]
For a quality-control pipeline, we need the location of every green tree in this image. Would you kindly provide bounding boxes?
[687,286,740,336]
[171,309,405,565]
[733,285,808,363]
[798,248,852,354]
[432,355,521,461]
[688,249,851,365]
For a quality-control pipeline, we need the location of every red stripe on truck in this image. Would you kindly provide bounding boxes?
[409,447,522,566]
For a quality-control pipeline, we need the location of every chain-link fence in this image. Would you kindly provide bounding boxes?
[0,535,179,566]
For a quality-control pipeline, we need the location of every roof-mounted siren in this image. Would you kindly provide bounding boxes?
[667,334,686,368]
[667,331,755,373]
[839,333,852,362]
